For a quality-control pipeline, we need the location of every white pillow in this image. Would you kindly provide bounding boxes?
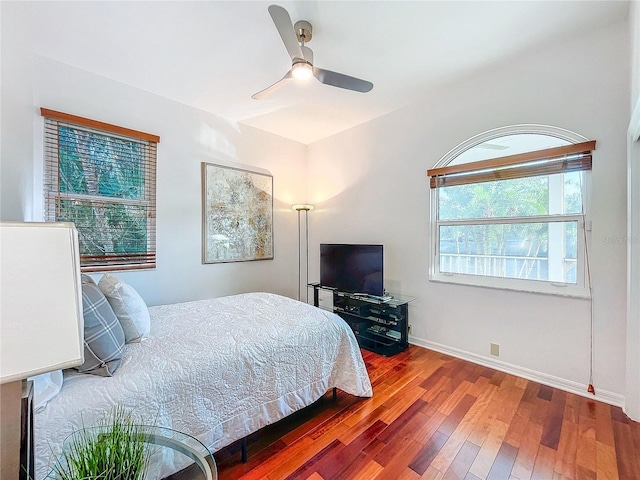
[29,370,64,412]
[98,273,150,343]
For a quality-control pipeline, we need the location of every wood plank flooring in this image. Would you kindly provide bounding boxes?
[212,345,640,480]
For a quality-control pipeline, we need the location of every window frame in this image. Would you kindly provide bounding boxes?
[429,125,593,298]
[41,108,159,272]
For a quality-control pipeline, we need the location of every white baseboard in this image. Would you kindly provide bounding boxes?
[409,336,625,409]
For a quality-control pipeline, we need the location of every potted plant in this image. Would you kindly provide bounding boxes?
[51,406,151,480]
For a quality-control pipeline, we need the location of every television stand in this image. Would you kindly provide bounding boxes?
[308,283,415,357]
[351,293,394,302]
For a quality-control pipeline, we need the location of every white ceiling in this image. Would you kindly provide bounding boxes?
[11,1,629,145]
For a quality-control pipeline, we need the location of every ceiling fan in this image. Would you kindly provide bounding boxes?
[252,4,374,100]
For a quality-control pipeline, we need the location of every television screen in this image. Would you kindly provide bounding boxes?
[320,244,383,296]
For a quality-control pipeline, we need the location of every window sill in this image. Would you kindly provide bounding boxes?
[430,272,591,299]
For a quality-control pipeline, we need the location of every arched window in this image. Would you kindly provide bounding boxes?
[428,125,595,297]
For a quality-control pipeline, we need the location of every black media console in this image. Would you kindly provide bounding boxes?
[309,283,415,357]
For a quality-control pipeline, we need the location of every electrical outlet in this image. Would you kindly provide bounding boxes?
[490,343,500,356]
[408,324,412,334]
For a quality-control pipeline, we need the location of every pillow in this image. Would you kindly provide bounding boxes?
[29,370,64,412]
[76,282,125,376]
[98,273,150,343]
[81,274,96,285]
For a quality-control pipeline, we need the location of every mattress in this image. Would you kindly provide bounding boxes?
[35,292,372,479]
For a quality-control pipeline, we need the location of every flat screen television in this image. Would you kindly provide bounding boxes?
[320,244,384,297]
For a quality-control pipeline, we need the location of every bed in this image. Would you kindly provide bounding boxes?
[34,291,372,479]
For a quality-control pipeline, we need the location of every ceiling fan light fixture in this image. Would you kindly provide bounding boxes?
[292,62,313,80]
[252,5,373,99]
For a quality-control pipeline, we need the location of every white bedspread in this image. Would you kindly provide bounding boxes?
[35,292,372,479]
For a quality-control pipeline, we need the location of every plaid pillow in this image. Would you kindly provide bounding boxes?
[75,282,125,376]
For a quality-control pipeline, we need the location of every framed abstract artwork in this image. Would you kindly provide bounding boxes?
[201,162,273,263]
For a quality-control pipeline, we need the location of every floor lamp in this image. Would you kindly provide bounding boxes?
[292,204,314,302]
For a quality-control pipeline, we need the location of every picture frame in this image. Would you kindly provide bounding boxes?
[201,162,273,263]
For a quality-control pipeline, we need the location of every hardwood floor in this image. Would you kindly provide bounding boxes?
[212,345,640,480]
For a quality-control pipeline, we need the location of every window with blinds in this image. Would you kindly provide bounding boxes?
[428,129,595,297]
[42,108,159,272]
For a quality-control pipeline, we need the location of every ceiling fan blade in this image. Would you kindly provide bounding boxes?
[251,70,293,100]
[268,5,304,61]
[313,67,373,93]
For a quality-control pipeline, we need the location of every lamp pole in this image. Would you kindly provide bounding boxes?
[292,205,314,302]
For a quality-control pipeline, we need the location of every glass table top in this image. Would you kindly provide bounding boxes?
[308,283,416,306]
[50,425,217,480]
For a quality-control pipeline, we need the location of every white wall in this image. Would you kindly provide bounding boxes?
[308,21,630,406]
[1,25,307,306]
[626,1,640,421]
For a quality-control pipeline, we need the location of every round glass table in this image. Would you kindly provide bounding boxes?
[51,425,217,480]
[142,426,217,480]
